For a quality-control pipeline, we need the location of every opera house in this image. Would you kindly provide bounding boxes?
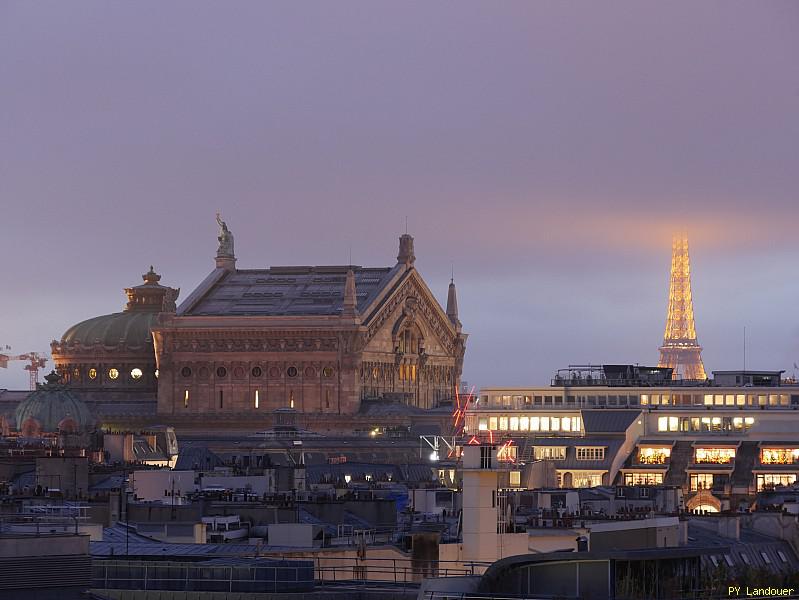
[1,218,466,435]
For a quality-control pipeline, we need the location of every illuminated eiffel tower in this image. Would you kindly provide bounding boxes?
[658,233,707,380]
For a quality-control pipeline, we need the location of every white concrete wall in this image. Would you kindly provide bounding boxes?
[131,470,197,501]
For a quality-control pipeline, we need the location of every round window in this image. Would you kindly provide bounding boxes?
[216,366,227,378]
[252,366,262,378]
[181,366,192,378]
[88,368,97,380]
[108,368,119,380]
[287,366,298,378]
[130,368,143,380]
[323,366,334,378]
[304,366,315,377]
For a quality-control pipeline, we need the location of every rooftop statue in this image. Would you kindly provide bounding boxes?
[216,213,235,258]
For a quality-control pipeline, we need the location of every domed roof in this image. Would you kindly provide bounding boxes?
[60,311,158,348]
[58,266,179,349]
[15,372,95,433]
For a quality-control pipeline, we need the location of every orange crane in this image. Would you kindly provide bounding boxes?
[0,346,48,390]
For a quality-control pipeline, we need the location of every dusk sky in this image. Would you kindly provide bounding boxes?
[1,2,798,390]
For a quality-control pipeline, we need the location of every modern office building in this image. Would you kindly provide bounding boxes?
[465,365,799,511]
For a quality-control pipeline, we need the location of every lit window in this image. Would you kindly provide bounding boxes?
[184,389,189,408]
[637,447,671,464]
[561,417,571,432]
[704,394,713,406]
[154,369,159,379]
[88,368,97,380]
[623,472,663,485]
[690,473,714,491]
[576,447,605,461]
[641,394,649,405]
[694,448,736,464]
[509,417,519,431]
[530,417,540,431]
[254,390,259,409]
[519,416,529,431]
[541,417,550,431]
[323,366,334,378]
[499,417,509,431]
[509,471,521,487]
[534,447,566,460]
[658,417,668,432]
[478,418,488,431]
[725,395,734,406]
[108,368,119,380]
[571,417,581,432]
[736,395,745,406]
[551,417,560,431]
[489,417,498,430]
[130,368,143,380]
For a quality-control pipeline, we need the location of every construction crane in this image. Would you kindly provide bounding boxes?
[0,346,48,390]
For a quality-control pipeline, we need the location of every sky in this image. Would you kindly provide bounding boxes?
[1,1,798,390]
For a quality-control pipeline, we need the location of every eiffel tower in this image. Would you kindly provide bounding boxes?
[658,233,707,380]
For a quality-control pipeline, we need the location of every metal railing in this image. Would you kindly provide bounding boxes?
[93,556,488,592]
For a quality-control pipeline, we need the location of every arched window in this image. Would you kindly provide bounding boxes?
[58,417,79,434]
[21,418,42,438]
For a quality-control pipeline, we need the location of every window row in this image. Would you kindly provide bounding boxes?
[760,448,799,465]
[694,447,736,464]
[623,472,664,485]
[656,416,754,433]
[484,392,798,409]
[637,447,671,464]
[476,415,582,433]
[756,473,797,491]
[181,388,332,410]
[180,365,335,379]
[644,393,793,407]
[77,367,147,381]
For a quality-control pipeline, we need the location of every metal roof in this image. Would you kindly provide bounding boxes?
[181,265,399,317]
[581,410,642,433]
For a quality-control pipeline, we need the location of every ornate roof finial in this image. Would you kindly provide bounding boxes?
[397,232,415,267]
[342,268,358,318]
[446,277,460,328]
[215,213,236,270]
[142,266,161,285]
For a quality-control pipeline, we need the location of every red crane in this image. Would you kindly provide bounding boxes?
[0,347,48,390]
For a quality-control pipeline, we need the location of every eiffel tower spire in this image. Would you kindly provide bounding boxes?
[658,233,707,380]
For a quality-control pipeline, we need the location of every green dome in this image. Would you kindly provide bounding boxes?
[15,372,94,433]
[60,311,157,348]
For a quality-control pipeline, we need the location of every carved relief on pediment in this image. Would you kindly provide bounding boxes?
[365,276,456,355]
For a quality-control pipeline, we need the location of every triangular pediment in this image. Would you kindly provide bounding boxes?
[361,269,459,354]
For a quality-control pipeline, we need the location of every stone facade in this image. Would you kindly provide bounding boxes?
[152,221,466,417]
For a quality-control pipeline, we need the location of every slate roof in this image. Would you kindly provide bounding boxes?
[174,446,224,471]
[528,437,624,470]
[581,410,642,434]
[179,265,400,317]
